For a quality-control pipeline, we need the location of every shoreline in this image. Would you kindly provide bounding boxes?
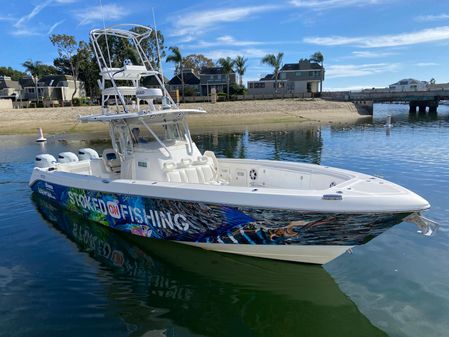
[0,99,370,136]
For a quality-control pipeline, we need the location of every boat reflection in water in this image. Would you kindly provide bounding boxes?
[34,196,387,337]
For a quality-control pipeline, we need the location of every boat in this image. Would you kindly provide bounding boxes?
[29,24,434,264]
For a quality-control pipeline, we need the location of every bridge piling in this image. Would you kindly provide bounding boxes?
[409,100,438,114]
[418,102,427,113]
[428,100,439,113]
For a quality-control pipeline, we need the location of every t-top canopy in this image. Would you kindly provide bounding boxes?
[79,108,206,124]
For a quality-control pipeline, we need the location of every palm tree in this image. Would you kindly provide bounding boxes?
[261,52,284,94]
[166,47,184,101]
[234,56,247,87]
[218,57,235,100]
[22,59,42,102]
[310,51,324,94]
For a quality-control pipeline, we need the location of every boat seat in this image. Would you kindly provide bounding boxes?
[102,149,121,174]
[167,171,182,182]
[204,151,219,172]
[163,161,180,182]
[163,158,219,184]
[198,165,214,182]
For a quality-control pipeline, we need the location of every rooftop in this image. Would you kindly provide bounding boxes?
[168,71,200,85]
[37,75,74,87]
[0,77,20,90]
[141,74,169,87]
[200,67,235,75]
[280,60,323,71]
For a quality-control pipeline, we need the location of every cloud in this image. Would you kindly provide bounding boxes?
[326,63,400,78]
[15,0,53,28]
[12,0,72,36]
[415,62,439,67]
[171,5,278,38]
[0,16,16,23]
[194,35,265,48]
[289,0,382,10]
[11,28,43,37]
[304,26,449,48]
[47,20,65,35]
[352,50,397,58]
[202,48,268,60]
[189,35,305,50]
[415,14,449,22]
[75,4,130,25]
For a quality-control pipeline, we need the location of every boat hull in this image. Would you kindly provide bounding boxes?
[31,179,410,264]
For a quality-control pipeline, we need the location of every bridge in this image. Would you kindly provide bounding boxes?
[322,89,449,114]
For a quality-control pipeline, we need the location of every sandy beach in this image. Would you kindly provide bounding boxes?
[0,99,369,135]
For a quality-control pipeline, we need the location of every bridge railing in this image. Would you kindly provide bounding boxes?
[322,89,449,102]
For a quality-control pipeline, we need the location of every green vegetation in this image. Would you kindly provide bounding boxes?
[50,34,80,105]
[166,46,185,100]
[261,52,284,94]
[0,66,26,81]
[217,57,235,100]
[310,51,324,93]
[22,60,58,78]
[234,56,247,87]
[179,54,214,75]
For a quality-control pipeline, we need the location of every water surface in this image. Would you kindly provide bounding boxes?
[1,103,448,337]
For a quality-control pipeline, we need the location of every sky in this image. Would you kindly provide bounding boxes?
[0,0,448,90]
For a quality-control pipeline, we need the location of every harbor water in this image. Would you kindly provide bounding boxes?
[1,103,449,337]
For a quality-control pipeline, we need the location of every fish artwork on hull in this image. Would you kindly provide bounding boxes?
[32,180,406,247]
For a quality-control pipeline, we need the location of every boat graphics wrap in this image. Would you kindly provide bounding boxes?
[31,180,408,246]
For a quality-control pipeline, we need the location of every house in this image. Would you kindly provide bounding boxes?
[0,76,21,100]
[199,67,237,96]
[21,75,86,102]
[167,69,201,96]
[247,59,324,96]
[141,74,169,88]
[428,82,449,91]
[389,79,428,92]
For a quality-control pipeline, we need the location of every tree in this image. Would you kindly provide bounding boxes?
[0,67,26,81]
[22,60,57,78]
[77,41,100,98]
[166,46,184,101]
[53,57,71,75]
[131,27,165,69]
[50,34,80,105]
[217,57,234,100]
[310,51,324,93]
[261,52,284,94]
[177,54,214,75]
[234,56,247,87]
[22,60,40,102]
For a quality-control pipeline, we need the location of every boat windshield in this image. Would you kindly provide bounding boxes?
[130,121,187,145]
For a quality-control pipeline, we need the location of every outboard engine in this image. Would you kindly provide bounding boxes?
[78,148,99,161]
[58,152,79,163]
[35,154,57,168]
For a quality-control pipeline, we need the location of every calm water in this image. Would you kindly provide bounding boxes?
[1,103,449,337]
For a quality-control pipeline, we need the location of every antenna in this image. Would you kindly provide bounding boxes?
[99,0,113,68]
[152,8,165,88]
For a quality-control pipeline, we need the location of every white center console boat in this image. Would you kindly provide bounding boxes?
[30,24,434,264]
